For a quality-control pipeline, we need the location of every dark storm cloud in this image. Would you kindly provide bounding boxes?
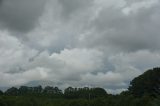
[0,0,46,32]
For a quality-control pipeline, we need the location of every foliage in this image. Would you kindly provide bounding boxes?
[64,87,107,99]
[128,67,160,97]
[0,95,156,106]
[0,90,3,95]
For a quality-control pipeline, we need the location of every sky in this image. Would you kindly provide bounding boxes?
[0,0,160,94]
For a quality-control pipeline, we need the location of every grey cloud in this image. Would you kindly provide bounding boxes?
[80,1,160,52]
[107,7,160,52]
[1,0,160,94]
[0,0,46,32]
[58,0,93,19]
[0,0,2,4]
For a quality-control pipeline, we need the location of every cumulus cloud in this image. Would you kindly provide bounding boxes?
[0,47,104,87]
[0,67,50,86]
[27,48,104,81]
[0,30,38,73]
[75,0,160,52]
[0,0,160,93]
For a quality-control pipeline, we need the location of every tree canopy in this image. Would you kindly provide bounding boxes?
[128,67,160,97]
[0,90,3,95]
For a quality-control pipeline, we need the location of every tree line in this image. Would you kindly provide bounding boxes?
[0,67,160,106]
[0,86,107,99]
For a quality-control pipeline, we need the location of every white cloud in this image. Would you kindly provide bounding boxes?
[27,48,104,81]
[51,49,103,72]
[0,30,38,73]
[0,67,50,86]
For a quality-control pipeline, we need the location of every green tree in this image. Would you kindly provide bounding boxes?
[19,86,29,95]
[91,87,107,98]
[32,85,42,93]
[128,67,160,97]
[43,86,63,98]
[5,87,19,95]
[0,90,3,95]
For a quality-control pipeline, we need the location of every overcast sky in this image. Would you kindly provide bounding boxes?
[0,0,160,94]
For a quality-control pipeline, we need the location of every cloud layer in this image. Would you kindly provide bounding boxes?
[0,0,160,93]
